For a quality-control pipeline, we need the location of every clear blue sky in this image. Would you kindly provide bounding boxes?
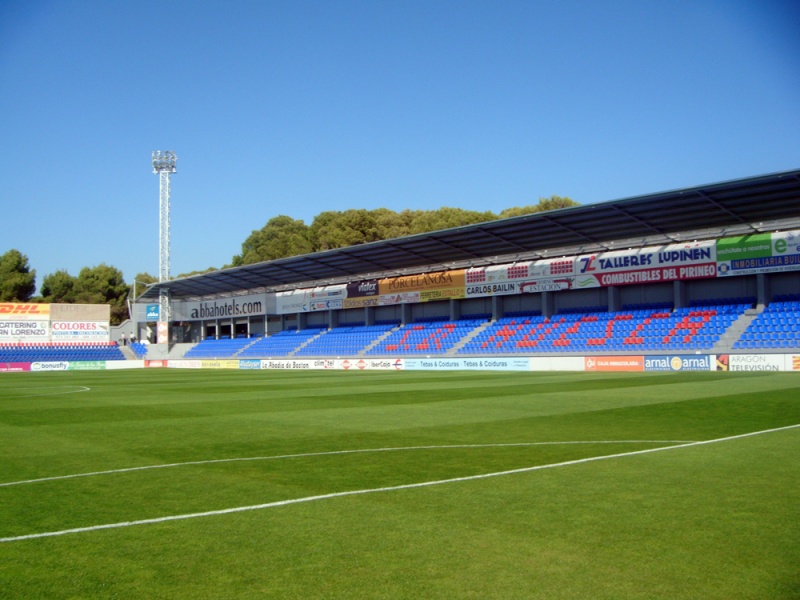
[1,1,798,291]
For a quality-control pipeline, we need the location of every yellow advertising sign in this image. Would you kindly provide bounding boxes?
[379,270,465,297]
[342,296,380,309]
[200,360,241,369]
[0,303,50,319]
[419,287,465,302]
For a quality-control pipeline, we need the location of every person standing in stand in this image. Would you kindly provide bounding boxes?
[121,332,127,346]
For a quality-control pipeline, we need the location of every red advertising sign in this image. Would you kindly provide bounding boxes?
[590,264,716,287]
[584,356,644,372]
[0,362,31,372]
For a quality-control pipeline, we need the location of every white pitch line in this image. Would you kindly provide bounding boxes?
[1,385,90,398]
[2,423,798,544]
[0,441,695,488]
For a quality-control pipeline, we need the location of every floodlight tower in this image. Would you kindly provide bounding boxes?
[152,150,177,326]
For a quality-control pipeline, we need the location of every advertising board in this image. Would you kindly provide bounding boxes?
[404,357,530,371]
[574,241,716,288]
[67,361,107,371]
[643,355,713,372]
[276,289,308,314]
[146,304,160,321]
[50,321,109,341]
[145,360,169,368]
[0,303,49,318]
[466,259,577,297]
[106,360,144,370]
[520,278,574,293]
[50,304,109,321]
[716,231,800,276]
[465,282,521,298]
[157,321,168,345]
[338,359,367,370]
[308,285,346,311]
[200,360,240,369]
[530,356,585,371]
[528,257,576,278]
[379,270,465,303]
[0,319,49,342]
[0,305,110,343]
[379,292,420,305]
[0,362,30,372]
[163,360,201,369]
[716,354,785,371]
[339,358,403,370]
[31,361,70,372]
[0,304,50,343]
[343,279,380,308]
[239,359,262,369]
[262,359,334,370]
[584,356,644,372]
[275,288,345,314]
[183,294,268,319]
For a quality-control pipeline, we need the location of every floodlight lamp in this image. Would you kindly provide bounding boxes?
[152,150,177,173]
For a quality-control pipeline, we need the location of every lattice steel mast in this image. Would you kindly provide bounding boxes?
[152,150,177,324]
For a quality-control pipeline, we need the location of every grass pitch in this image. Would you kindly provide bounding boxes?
[1,369,799,599]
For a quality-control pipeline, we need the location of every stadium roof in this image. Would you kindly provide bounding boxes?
[138,168,800,301]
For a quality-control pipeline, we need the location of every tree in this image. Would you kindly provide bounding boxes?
[373,208,414,241]
[408,207,495,235]
[498,196,579,219]
[535,195,580,212]
[40,270,77,303]
[72,264,129,325]
[232,216,313,266]
[310,209,383,251]
[0,249,36,302]
[129,272,158,299]
[175,267,218,278]
[230,197,579,263]
[134,272,158,285]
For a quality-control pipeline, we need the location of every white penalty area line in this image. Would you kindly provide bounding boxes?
[1,385,90,398]
[2,423,798,544]
[0,441,695,488]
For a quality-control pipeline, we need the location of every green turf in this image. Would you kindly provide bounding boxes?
[1,369,798,598]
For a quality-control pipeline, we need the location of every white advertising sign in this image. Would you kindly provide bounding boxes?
[179,293,268,320]
[276,290,308,314]
[50,321,110,341]
[465,281,521,298]
[727,354,784,372]
[275,286,346,314]
[528,257,576,278]
[379,292,421,305]
[574,241,717,288]
[0,319,49,342]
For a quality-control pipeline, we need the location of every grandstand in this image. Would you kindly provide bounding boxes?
[149,297,787,360]
[366,319,485,356]
[0,342,124,363]
[5,169,798,368]
[121,169,800,364]
[733,295,800,351]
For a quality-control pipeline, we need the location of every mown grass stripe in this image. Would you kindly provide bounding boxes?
[3,424,796,544]
[0,440,693,487]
